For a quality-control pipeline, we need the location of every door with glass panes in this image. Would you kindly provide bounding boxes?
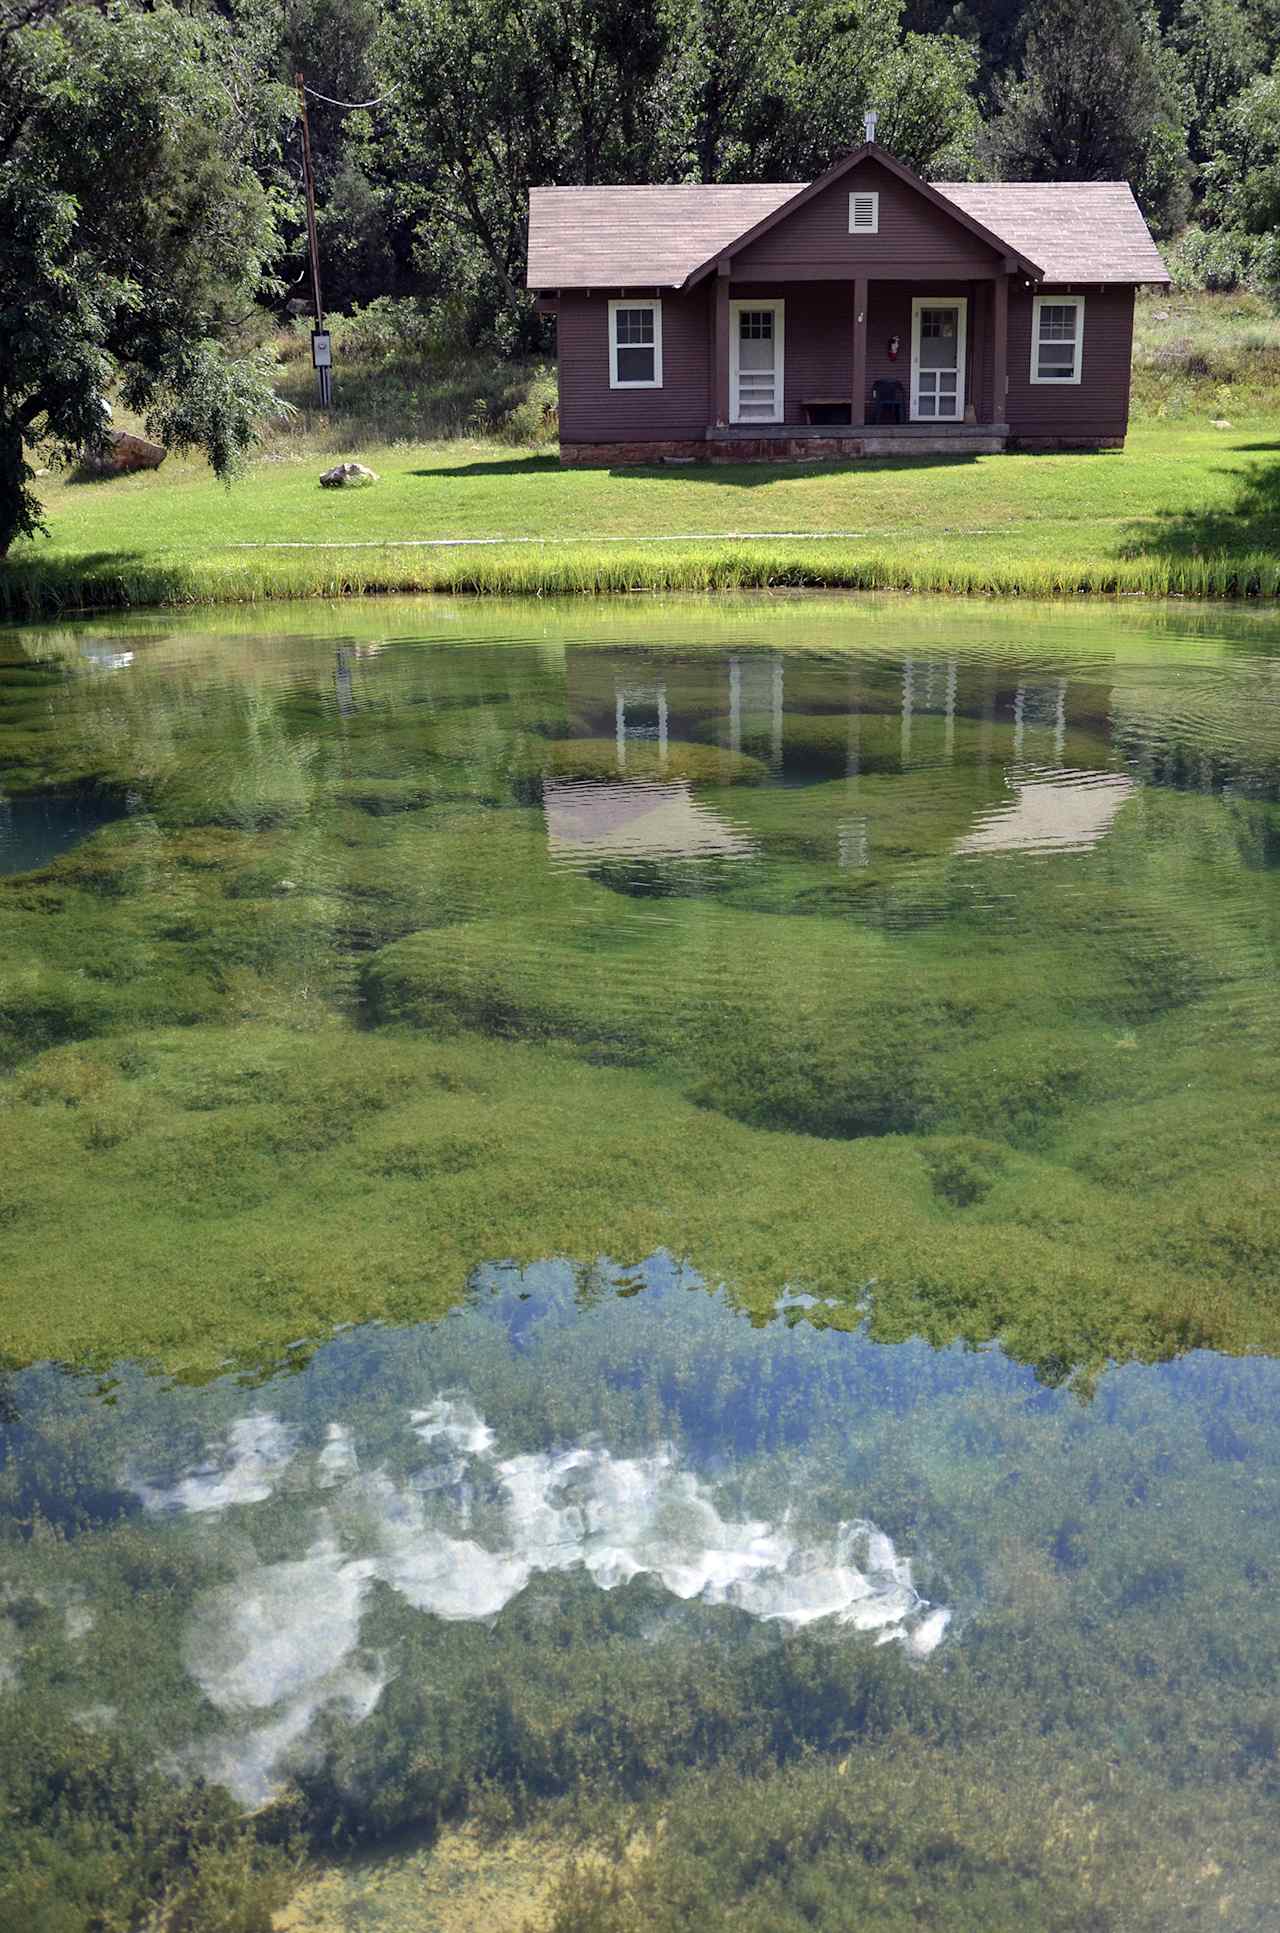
[730,301,785,423]
[910,298,967,422]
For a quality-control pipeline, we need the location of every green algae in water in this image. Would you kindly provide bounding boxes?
[1,598,1280,1375]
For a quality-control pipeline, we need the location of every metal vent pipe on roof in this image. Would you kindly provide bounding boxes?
[864,109,878,143]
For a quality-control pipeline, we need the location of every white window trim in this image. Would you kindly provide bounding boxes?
[1030,294,1085,385]
[729,299,786,424]
[848,189,880,235]
[909,295,968,423]
[608,298,663,389]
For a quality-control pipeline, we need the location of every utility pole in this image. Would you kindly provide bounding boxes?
[296,73,332,408]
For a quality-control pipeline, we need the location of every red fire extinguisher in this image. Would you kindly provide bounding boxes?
[888,334,900,362]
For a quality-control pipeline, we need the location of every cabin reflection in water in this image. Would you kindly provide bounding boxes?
[541,648,1161,868]
[544,780,756,862]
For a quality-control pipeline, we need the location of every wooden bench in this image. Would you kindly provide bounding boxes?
[801,398,854,426]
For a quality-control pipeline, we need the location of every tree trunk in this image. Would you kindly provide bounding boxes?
[0,417,41,559]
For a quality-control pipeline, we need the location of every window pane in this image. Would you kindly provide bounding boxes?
[739,311,774,340]
[615,308,654,346]
[617,344,655,383]
[1037,350,1076,378]
[1038,304,1077,342]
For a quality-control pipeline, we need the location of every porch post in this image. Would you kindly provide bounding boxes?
[852,276,868,426]
[714,267,731,427]
[993,271,1009,426]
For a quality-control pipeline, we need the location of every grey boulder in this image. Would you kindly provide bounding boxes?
[320,462,378,489]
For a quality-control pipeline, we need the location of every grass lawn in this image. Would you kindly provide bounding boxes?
[5,291,1280,615]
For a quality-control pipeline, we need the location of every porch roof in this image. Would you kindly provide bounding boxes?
[527,148,1169,291]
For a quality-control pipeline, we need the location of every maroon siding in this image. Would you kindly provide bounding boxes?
[1005,285,1135,442]
[732,160,1005,280]
[556,288,711,445]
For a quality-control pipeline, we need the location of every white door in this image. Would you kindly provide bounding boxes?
[730,301,785,424]
[910,297,967,422]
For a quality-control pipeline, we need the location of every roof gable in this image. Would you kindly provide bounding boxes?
[683,145,1041,285]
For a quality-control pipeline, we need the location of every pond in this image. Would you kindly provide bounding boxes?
[2,593,1279,1930]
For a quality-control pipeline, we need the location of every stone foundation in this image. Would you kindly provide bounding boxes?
[560,430,1011,466]
[1008,436,1125,452]
[559,440,708,466]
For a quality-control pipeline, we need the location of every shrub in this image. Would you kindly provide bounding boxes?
[332,298,455,363]
[1167,225,1249,292]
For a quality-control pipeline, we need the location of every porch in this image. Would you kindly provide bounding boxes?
[710,274,1012,437]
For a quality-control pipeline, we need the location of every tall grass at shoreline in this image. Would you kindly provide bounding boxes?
[5,537,1280,623]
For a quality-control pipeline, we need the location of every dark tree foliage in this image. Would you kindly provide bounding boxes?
[1173,0,1261,161]
[380,0,690,347]
[982,0,1191,234]
[901,0,1027,97]
[381,0,978,347]
[0,2,291,556]
[278,0,416,307]
[1202,63,1280,235]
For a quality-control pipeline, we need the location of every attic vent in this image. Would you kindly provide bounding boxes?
[849,191,879,235]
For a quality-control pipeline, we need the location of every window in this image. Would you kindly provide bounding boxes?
[609,300,662,388]
[848,190,879,234]
[1030,295,1084,384]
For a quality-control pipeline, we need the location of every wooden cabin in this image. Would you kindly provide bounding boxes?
[526,139,1169,465]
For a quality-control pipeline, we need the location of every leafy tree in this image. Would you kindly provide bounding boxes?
[1202,62,1280,233]
[1134,11,1198,228]
[381,0,682,347]
[382,0,978,346]
[901,0,1027,99]
[876,31,981,178]
[982,0,1192,234]
[278,0,415,307]
[669,0,978,183]
[1173,0,1260,160]
[0,2,291,558]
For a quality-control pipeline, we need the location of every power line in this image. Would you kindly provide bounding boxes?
[302,81,399,111]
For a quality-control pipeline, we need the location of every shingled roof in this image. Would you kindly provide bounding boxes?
[527,162,1168,290]
[527,183,797,291]
[936,182,1168,285]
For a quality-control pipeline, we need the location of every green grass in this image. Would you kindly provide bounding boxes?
[7,292,1280,616]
